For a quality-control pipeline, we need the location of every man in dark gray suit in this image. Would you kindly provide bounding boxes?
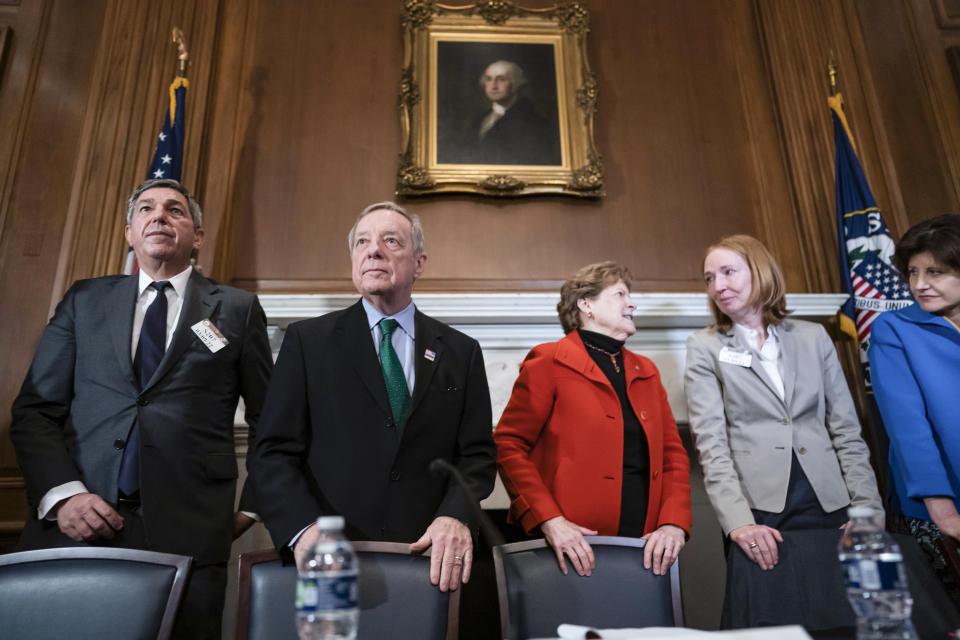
[11,178,273,639]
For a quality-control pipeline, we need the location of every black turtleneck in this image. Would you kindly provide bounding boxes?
[578,329,650,537]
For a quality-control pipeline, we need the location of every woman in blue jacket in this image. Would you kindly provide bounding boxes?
[869,213,960,606]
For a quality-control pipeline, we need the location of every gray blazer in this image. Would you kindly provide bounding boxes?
[683,319,882,535]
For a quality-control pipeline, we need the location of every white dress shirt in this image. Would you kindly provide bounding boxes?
[129,266,192,358]
[734,322,785,401]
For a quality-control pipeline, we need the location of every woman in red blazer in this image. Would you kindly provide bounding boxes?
[495,262,692,577]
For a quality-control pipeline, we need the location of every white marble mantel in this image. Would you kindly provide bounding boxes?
[259,292,848,426]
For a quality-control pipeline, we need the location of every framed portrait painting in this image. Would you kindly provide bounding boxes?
[397,1,603,197]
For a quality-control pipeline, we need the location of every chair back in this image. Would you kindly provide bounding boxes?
[0,546,191,640]
[493,536,682,640]
[237,541,459,640]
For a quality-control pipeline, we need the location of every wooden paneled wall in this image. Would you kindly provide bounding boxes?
[0,0,958,539]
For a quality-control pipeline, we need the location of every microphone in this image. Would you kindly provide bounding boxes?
[433,458,518,640]
[430,457,505,547]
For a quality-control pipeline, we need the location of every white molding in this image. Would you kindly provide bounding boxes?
[260,292,848,329]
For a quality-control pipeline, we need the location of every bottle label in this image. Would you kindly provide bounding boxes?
[296,577,319,612]
[842,559,904,590]
[297,573,358,612]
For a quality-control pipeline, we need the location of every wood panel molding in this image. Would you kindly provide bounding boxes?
[725,2,808,290]
[752,0,895,293]
[838,0,910,236]
[202,0,256,284]
[902,0,960,209]
[50,1,223,307]
[932,0,960,28]
[0,25,10,87]
[0,1,51,256]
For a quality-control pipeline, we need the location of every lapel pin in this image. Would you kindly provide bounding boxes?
[424,349,436,362]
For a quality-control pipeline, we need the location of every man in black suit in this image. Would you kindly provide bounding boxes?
[457,59,561,165]
[249,201,496,592]
[11,178,273,639]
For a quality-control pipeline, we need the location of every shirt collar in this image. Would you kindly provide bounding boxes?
[733,322,779,346]
[361,298,416,338]
[491,102,507,116]
[137,265,192,298]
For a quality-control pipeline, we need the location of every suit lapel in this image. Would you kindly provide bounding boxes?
[778,322,798,408]
[142,270,219,392]
[340,301,391,417]
[409,310,442,420]
[110,276,140,387]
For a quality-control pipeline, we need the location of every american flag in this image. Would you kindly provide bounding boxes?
[124,77,188,274]
[847,221,913,344]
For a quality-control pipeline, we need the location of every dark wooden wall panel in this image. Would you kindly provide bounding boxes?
[0,0,108,530]
[855,0,960,232]
[222,0,802,293]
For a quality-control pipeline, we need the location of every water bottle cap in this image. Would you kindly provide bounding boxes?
[847,506,875,518]
[316,515,345,530]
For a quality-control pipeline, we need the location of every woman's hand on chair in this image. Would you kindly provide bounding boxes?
[641,524,686,575]
[540,516,598,576]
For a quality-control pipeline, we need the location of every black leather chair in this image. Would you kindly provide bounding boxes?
[493,536,683,640]
[237,541,460,640]
[0,546,192,640]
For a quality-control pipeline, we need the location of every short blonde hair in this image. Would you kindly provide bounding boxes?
[704,234,790,331]
[557,261,632,334]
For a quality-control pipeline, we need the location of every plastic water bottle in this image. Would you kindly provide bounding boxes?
[295,515,359,640]
[838,506,917,640]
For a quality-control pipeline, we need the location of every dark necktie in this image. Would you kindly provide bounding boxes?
[378,318,410,439]
[119,281,171,496]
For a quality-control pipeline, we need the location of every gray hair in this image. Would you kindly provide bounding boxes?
[478,60,527,92]
[347,201,425,257]
[126,178,203,228]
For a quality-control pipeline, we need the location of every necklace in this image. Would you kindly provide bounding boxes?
[584,341,621,373]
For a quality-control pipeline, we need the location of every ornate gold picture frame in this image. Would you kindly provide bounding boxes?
[397,1,603,198]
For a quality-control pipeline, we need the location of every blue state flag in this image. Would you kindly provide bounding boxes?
[829,93,912,386]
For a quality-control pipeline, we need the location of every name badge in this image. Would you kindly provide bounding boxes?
[191,319,228,353]
[719,346,752,368]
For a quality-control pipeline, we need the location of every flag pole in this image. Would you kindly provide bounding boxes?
[172,27,188,78]
[827,51,838,96]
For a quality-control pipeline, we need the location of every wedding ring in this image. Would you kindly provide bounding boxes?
[749,541,758,549]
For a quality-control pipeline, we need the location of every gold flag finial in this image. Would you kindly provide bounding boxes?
[172,27,188,76]
[828,51,838,95]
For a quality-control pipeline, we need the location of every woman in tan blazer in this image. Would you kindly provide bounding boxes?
[684,235,882,570]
